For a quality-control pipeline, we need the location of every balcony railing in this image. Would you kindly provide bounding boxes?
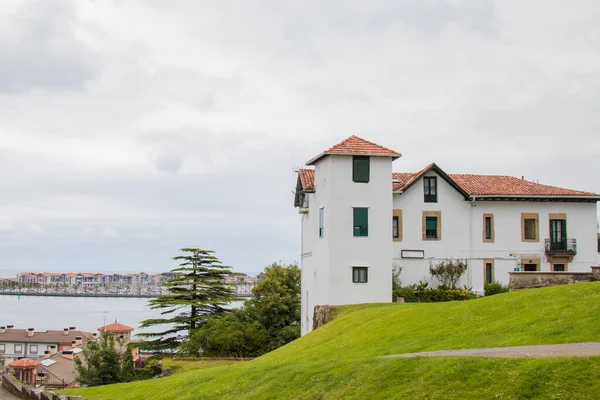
[544,238,577,256]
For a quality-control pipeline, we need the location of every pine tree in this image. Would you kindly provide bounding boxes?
[137,248,236,351]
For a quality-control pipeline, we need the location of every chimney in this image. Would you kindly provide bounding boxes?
[27,328,34,337]
[92,333,98,341]
[7,325,14,332]
[75,336,83,346]
[71,340,77,348]
[49,345,57,356]
[62,350,73,360]
[0,326,5,334]
[521,176,524,180]
[69,326,76,331]
[63,328,69,336]
[44,350,50,359]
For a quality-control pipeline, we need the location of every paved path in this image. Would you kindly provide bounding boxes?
[380,342,600,359]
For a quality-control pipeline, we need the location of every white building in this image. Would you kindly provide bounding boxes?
[295,136,600,335]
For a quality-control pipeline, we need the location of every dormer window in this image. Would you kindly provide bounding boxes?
[352,156,370,183]
[424,176,437,202]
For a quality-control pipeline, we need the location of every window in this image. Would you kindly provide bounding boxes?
[30,345,38,354]
[484,260,494,285]
[0,344,5,353]
[483,214,494,242]
[15,344,22,353]
[319,208,324,237]
[549,219,567,249]
[425,217,437,238]
[553,264,565,272]
[392,216,399,239]
[352,267,368,283]
[423,176,437,202]
[422,211,442,240]
[352,156,370,183]
[521,213,539,242]
[353,207,368,237]
[392,209,403,241]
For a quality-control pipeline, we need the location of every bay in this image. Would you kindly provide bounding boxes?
[0,295,242,338]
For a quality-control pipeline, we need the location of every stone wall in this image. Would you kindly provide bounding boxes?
[509,267,600,290]
[312,305,332,331]
[1,374,85,400]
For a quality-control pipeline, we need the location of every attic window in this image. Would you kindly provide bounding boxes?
[424,177,437,203]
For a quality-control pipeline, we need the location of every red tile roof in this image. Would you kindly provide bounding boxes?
[299,168,315,191]
[9,358,42,369]
[98,323,134,333]
[306,136,401,165]
[298,166,599,198]
[451,174,599,197]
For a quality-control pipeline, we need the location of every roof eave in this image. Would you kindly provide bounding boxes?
[473,195,600,201]
[306,152,402,166]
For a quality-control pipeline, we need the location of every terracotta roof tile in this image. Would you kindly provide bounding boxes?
[306,136,401,165]
[98,323,134,333]
[299,166,599,198]
[450,174,599,197]
[9,358,42,368]
[299,168,315,191]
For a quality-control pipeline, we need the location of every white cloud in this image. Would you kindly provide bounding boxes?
[0,0,598,273]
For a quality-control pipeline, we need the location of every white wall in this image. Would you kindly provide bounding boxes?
[300,155,393,335]
[392,170,599,294]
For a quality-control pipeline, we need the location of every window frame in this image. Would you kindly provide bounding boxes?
[422,211,442,240]
[392,216,399,239]
[392,209,402,242]
[319,207,324,238]
[14,344,23,353]
[483,214,495,243]
[352,267,369,283]
[353,207,369,237]
[423,176,438,203]
[0,344,5,352]
[30,344,38,354]
[484,259,494,285]
[521,213,539,242]
[352,156,370,183]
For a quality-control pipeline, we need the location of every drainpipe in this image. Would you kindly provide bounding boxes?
[469,196,476,289]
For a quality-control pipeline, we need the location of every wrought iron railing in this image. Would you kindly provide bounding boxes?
[544,238,577,255]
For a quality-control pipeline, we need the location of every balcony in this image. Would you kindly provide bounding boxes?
[544,238,577,256]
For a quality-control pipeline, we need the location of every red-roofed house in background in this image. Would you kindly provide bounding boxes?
[294,136,600,335]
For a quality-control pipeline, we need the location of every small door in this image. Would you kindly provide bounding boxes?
[523,264,538,272]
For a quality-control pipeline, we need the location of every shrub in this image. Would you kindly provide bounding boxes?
[484,281,509,296]
[393,282,477,303]
[429,259,468,289]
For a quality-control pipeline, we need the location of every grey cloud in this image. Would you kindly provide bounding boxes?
[0,0,99,92]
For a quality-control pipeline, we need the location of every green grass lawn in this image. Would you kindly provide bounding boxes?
[67,282,600,400]
[161,358,245,375]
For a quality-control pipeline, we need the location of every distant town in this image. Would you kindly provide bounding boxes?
[0,272,258,298]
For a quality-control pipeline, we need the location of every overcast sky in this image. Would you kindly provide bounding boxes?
[0,0,599,275]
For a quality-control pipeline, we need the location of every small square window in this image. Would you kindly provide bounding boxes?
[424,177,437,203]
[30,345,38,354]
[0,344,5,352]
[553,264,565,272]
[352,267,368,283]
[15,344,22,353]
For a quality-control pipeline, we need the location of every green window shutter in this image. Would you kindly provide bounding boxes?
[353,208,368,236]
[353,156,370,183]
[426,217,437,231]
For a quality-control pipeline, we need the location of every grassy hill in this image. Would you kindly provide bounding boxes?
[68,282,600,399]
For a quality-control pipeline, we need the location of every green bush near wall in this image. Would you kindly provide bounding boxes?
[393,282,478,303]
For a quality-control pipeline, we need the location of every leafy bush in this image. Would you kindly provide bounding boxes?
[484,281,509,296]
[393,281,477,303]
[429,259,468,289]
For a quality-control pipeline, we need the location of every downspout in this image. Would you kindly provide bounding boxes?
[469,196,476,289]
